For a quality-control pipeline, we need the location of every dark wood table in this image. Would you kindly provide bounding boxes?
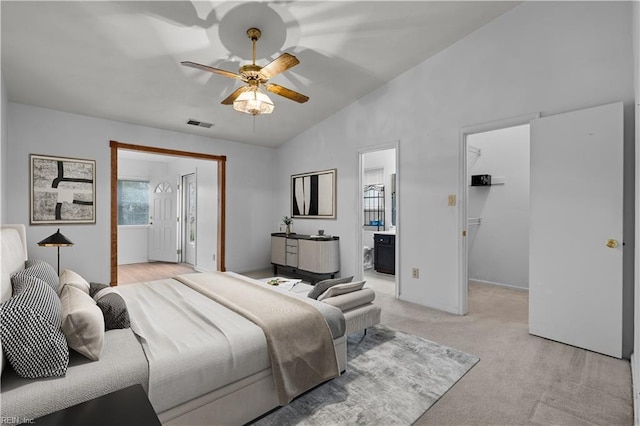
[34,384,160,426]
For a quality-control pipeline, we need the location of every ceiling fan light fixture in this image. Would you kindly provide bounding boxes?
[233,88,274,116]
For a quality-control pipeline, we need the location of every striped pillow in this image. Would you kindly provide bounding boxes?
[0,280,69,378]
[11,260,59,294]
[307,276,354,300]
[23,259,59,291]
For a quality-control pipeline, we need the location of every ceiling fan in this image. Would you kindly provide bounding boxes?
[181,27,309,116]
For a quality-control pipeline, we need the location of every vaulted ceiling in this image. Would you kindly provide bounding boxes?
[2,1,520,147]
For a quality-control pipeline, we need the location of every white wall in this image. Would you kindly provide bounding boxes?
[4,103,276,283]
[273,2,634,320]
[0,72,7,223]
[467,125,530,289]
[632,0,640,415]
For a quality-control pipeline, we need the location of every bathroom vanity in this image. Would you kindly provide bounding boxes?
[374,232,395,275]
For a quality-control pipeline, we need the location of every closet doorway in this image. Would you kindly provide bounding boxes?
[358,144,399,297]
[465,124,530,313]
[110,141,226,285]
[458,113,537,315]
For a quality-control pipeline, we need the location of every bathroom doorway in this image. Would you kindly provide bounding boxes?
[358,145,398,297]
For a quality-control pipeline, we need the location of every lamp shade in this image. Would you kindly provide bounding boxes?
[38,229,74,247]
[233,88,274,116]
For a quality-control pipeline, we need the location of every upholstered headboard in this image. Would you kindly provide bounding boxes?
[1,224,28,303]
[1,224,28,375]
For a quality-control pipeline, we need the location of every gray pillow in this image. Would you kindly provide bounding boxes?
[0,280,69,378]
[90,283,130,330]
[308,276,354,300]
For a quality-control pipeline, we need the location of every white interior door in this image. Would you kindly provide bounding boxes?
[148,181,177,262]
[529,102,623,358]
[183,173,196,266]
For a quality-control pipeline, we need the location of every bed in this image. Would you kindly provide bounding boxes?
[0,224,347,425]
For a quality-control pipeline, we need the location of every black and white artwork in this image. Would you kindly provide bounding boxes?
[30,154,96,224]
[291,169,336,219]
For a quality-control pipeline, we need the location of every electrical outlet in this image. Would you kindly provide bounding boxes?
[412,268,419,279]
[212,254,216,261]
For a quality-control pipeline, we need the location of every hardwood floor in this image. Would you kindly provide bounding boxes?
[117,262,196,285]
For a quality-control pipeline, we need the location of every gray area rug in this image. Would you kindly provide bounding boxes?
[253,325,480,425]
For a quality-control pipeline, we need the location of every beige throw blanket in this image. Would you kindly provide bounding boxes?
[174,272,339,405]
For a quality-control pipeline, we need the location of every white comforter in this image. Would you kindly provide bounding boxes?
[118,278,270,413]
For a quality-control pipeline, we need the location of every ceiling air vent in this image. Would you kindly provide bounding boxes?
[186,119,213,128]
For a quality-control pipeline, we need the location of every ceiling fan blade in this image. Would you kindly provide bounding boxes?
[264,83,309,103]
[181,61,241,79]
[259,53,300,80]
[221,86,251,105]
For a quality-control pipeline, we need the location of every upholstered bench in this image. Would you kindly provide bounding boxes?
[288,281,381,335]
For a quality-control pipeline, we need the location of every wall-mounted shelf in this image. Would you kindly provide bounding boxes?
[469,175,506,186]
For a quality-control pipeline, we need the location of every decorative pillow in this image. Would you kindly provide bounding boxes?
[59,269,90,295]
[90,283,130,330]
[0,280,69,378]
[308,276,354,300]
[12,259,59,293]
[11,272,51,296]
[318,281,366,301]
[60,285,104,361]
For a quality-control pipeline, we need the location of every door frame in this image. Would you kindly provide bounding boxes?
[458,113,539,315]
[110,141,226,285]
[356,141,400,298]
[181,172,197,266]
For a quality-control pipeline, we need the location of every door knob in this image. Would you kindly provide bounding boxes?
[606,239,619,248]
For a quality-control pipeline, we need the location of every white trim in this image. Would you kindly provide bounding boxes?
[632,353,639,425]
[468,279,528,292]
[458,112,540,316]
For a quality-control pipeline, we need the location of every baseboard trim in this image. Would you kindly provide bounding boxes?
[632,353,639,425]
[469,279,528,292]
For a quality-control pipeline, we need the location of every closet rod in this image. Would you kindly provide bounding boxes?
[467,145,482,156]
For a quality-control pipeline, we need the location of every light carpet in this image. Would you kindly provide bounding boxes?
[253,325,480,425]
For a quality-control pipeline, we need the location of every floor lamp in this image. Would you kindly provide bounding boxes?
[38,228,74,275]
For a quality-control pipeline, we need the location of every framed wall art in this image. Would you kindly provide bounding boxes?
[30,154,96,224]
[291,168,336,219]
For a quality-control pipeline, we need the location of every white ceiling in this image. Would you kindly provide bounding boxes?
[1,1,520,148]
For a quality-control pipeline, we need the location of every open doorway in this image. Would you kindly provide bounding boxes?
[110,141,226,285]
[358,145,399,297]
[466,125,530,313]
[459,113,538,315]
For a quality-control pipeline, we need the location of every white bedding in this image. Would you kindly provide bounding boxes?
[118,278,270,413]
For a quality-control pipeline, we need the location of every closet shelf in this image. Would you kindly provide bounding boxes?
[468,217,482,226]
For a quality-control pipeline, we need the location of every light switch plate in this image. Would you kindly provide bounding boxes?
[448,195,456,206]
